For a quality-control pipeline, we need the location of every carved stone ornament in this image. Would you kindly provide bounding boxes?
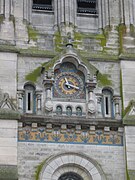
[0,93,17,111]
[88,100,96,114]
[45,100,53,112]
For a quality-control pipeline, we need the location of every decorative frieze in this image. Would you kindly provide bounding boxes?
[18,125,123,146]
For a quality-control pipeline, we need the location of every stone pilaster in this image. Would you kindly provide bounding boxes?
[43,79,54,114]
[36,91,42,115]
[113,96,121,120]
[54,0,76,35]
[17,90,24,113]
[86,76,97,117]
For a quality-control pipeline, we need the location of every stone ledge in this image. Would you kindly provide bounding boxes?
[20,114,123,128]
[0,165,18,180]
[0,109,20,120]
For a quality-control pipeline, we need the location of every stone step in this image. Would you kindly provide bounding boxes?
[123,45,135,49]
[106,43,119,47]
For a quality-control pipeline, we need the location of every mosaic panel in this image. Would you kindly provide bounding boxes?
[18,126,123,146]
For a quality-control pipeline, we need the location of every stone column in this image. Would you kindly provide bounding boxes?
[25,0,32,23]
[96,94,103,118]
[54,0,76,35]
[113,96,121,120]
[14,0,29,46]
[133,0,135,25]
[98,0,103,30]
[0,0,15,43]
[119,0,124,24]
[36,91,42,115]
[17,91,24,113]
[86,77,97,117]
[0,0,4,14]
[43,79,54,113]
[123,0,130,30]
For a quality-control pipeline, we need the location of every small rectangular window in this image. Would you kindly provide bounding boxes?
[105,97,109,115]
[104,95,111,117]
[77,0,97,14]
[26,91,33,113]
[28,92,31,111]
[33,0,52,11]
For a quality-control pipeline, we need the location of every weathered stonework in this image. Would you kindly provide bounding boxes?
[0,0,135,179]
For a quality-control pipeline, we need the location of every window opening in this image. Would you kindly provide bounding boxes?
[27,92,31,111]
[105,96,109,115]
[76,107,82,116]
[59,172,83,180]
[66,106,72,116]
[24,84,36,114]
[77,0,97,14]
[103,89,113,118]
[33,0,52,11]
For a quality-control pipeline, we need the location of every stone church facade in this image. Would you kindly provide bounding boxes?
[0,0,135,179]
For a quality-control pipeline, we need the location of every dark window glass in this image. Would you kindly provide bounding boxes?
[77,0,97,14]
[59,172,83,180]
[105,96,109,115]
[28,92,31,111]
[33,0,52,11]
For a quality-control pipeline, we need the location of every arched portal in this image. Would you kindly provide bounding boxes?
[39,153,106,180]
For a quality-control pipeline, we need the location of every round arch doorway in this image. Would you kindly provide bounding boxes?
[58,172,83,180]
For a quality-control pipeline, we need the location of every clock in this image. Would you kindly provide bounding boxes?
[53,62,85,99]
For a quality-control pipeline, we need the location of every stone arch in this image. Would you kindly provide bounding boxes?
[39,153,106,180]
[53,54,89,78]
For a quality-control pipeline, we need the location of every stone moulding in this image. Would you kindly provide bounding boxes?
[38,152,107,180]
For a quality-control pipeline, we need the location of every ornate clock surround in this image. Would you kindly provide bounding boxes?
[53,56,88,100]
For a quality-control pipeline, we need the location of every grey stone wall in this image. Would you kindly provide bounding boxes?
[0,52,17,99]
[18,142,126,180]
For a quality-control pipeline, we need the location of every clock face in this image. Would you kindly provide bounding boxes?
[53,62,85,99]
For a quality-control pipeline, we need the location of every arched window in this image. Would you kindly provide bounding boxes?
[32,0,52,11]
[102,88,113,118]
[59,172,83,180]
[66,106,72,116]
[24,84,36,114]
[77,0,97,14]
[56,105,62,115]
[76,107,82,116]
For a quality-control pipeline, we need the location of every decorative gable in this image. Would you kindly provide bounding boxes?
[123,100,135,125]
[0,93,20,120]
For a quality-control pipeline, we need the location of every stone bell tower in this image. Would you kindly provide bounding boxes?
[1,0,135,180]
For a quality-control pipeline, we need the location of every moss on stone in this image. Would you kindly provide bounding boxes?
[0,165,18,180]
[123,100,135,125]
[120,69,124,117]
[35,160,46,180]
[128,170,135,180]
[9,15,15,29]
[27,25,38,41]
[0,14,4,24]
[54,31,64,52]
[19,47,56,57]
[0,44,19,53]
[25,55,59,82]
[120,53,135,60]
[97,72,112,86]
[35,156,52,180]
[79,54,112,86]
[118,24,126,54]
[0,108,20,120]
[80,51,118,61]
[123,100,134,117]
[130,24,135,37]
